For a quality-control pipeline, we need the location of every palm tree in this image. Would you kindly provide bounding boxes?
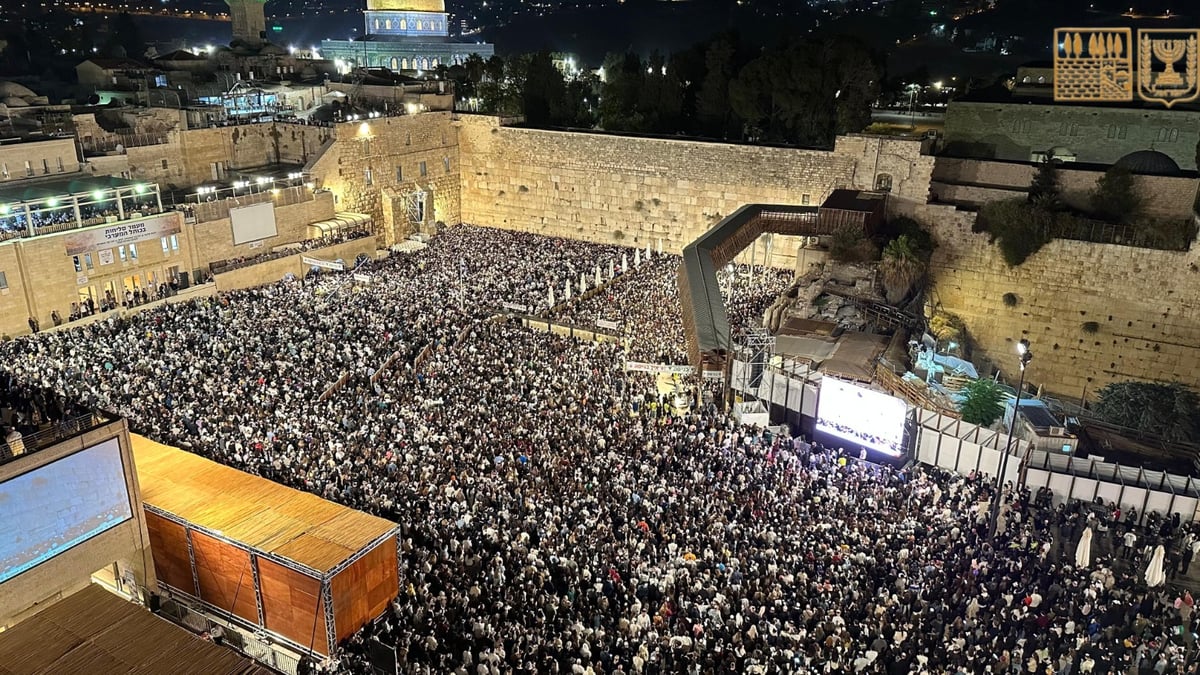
[879,234,926,304]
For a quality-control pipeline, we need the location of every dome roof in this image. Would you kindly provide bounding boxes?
[1114,150,1182,176]
[0,82,36,98]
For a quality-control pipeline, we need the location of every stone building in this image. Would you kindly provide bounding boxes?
[943,62,1200,170]
[320,0,495,73]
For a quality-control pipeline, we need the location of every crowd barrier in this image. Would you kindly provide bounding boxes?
[518,315,626,346]
[914,409,1200,523]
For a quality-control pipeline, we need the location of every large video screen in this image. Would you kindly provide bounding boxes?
[0,438,133,584]
[816,378,908,456]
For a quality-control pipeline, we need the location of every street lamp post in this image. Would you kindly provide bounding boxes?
[989,338,1033,540]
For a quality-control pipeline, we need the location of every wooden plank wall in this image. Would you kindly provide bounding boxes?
[143,512,195,596]
[256,557,328,655]
[330,536,398,643]
[189,531,258,625]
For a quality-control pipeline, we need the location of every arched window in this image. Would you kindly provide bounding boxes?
[390,57,399,70]
[400,18,407,30]
[401,57,409,70]
[417,20,424,30]
[1021,75,1031,83]
[374,19,380,30]
[421,57,429,70]
[874,173,893,192]
[385,19,392,29]
[1037,75,1046,83]
[431,58,439,68]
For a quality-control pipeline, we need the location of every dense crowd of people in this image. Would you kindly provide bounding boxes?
[210,229,374,274]
[3,224,1200,674]
[552,257,793,365]
[0,199,161,240]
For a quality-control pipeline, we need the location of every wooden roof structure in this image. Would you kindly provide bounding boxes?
[131,435,396,575]
[0,584,273,675]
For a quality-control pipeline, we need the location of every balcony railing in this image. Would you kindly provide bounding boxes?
[0,411,115,467]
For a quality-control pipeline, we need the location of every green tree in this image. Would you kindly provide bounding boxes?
[522,50,567,127]
[1093,381,1200,444]
[879,234,926,304]
[960,378,1006,427]
[976,199,1053,266]
[463,53,486,84]
[598,52,647,131]
[1028,159,1063,210]
[1091,165,1145,222]
[638,51,683,133]
[107,12,145,58]
[695,38,736,137]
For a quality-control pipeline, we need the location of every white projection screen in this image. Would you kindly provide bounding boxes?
[230,201,279,245]
[815,378,909,457]
[0,438,133,584]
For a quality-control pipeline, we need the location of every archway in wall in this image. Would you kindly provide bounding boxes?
[390,57,399,70]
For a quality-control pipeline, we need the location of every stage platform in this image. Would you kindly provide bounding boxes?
[0,584,272,675]
[132,435,400,656]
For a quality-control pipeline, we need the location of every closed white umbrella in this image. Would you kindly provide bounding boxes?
[1075,527,1093,568]
[622,254,628,273]
[1146,544,1167,587]
[635,248,641,266]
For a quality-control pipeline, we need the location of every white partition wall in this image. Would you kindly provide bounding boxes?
[913,407,1200,523]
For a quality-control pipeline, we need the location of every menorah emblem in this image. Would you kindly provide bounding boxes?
[1139,29,1200,108]
[1053,28,1133,102]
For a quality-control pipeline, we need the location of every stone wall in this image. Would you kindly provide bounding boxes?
[84,123,335,190]
[0,137,80,183]
[924,209,1200,398]
[192,190,337,266]
[212,238,378,292]
[456,118,933,252]
[943,100,1200,170]
[310,113,460,246]
[931,157,1199,219]
[0,212,200,339]
[0,244,29,338]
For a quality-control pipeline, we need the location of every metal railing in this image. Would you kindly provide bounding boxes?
[81,132,170,155]
[182,185,314,224]
[0,412,114,466]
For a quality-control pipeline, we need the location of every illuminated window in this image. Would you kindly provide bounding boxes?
[374,19,380,29]
[401,57,409,69]
[386,19,392,29]
[400,18,407,29]
[391,57,399,70]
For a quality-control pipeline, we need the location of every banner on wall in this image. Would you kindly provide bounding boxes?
[596,319,621,331]
[302,256,345,271]
[62,213,181,256]
[625,362,696,375]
